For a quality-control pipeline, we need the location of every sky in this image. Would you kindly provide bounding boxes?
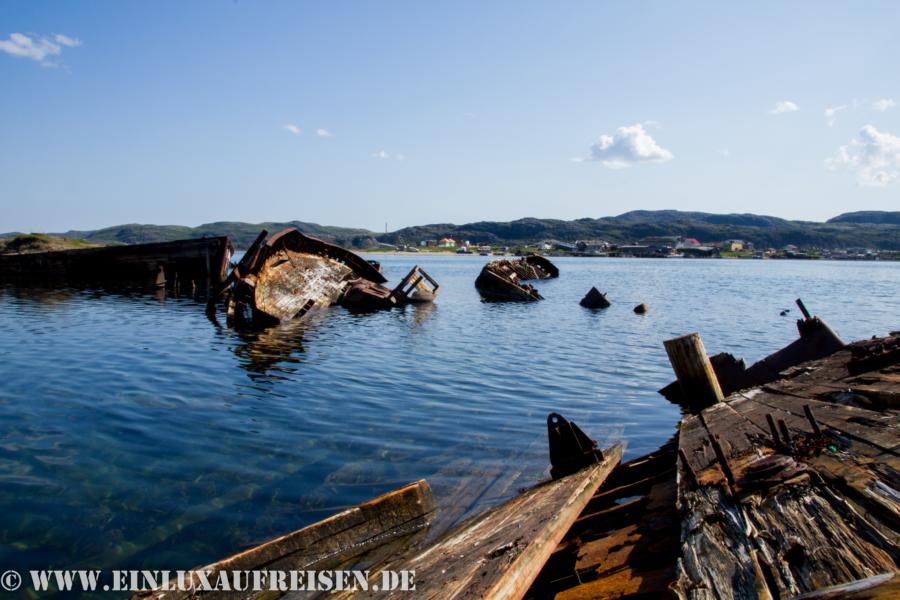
[1,1,899,233]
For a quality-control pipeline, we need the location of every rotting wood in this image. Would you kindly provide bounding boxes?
[214,228,439,324]
[511,254,559,280]
[132,480,435,600]
[665,332,725,409]
[674,336,900,599]
[474,259,543,302]
[660,301,846,406]
[334,444,624,600]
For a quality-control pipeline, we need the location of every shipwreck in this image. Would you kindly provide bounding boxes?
[0,236,233,287]
[211,228,439,325]
[474,255,558,302]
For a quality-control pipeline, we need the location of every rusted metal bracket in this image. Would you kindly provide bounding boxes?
[547,413,604,479]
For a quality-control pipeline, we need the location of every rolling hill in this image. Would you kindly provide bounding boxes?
[3,211,898,251]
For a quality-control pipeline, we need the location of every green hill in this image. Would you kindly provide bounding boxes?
[57,221,378,249]
[381,211,900,250]
[4,210,898,251]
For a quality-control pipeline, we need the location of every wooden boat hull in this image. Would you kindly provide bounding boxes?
[475,260,543,302]
[224,229,439,323]
[0,237,233,285]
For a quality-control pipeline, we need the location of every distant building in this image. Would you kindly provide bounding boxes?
[681,245,720,258]
[439,237,457,248]
[616,244,663,258]
[678,237,702,248]
[576,239,611,253]
[725,240,745,252]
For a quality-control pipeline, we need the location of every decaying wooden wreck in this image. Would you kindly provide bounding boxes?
[212,228,439,324]
[134,414,623,600]
[512,254,560,280]
[136,300,898,599]
[474,255,558,302]
[0,236,233,286]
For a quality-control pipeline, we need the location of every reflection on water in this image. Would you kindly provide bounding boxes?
[0,257,898,577]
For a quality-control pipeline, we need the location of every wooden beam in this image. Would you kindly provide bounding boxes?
[133,480,435,600]
[664,333,724,408]
[340,444,624,600]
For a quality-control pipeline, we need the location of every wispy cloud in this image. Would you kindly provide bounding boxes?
[770,100,799,115]
[372,149,404,160]
[824,105,846,127]
[284,123,302,135]
[316,128,333,138]
[584,123,673,169]
[872,98,896,112]
[53,34,81,47]
[0,32,80,67]
[826,125,900,186]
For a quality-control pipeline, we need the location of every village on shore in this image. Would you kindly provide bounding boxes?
[384,234,899,260]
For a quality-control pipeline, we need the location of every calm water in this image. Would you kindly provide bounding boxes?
[1,257,898,576]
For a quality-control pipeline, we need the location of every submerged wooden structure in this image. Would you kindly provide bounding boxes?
[475,260,544,302]
[137,300,898,599]
[531,330,899,599]
[0,237,233,286]
[213,228,439,324]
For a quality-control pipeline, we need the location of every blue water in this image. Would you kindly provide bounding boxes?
[0,257,898,575]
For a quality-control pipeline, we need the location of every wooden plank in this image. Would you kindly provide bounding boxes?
[754,393,900,454]
[133,480,435,600]
[338,444,623,600]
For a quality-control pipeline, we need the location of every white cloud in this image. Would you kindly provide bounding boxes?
[826,125,900,187]
[770,100,800,115]
[284,123,302,135]
[585,123,673,169]
[719,148,731,158]
[372,150,404,160]
[316,128,333,138]
[0,32,79,66]
[824,105,847,127]
[53,34,81,47]
[872,98,896,112]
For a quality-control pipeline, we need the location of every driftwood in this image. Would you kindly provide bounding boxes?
[0,236,233,286]
[132,481,435,600]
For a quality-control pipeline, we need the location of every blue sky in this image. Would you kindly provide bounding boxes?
[1,2,898,233]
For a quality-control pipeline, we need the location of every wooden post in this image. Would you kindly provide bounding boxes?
[664,332,724,408]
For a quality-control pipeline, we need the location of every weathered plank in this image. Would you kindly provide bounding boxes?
[339,444,623,600]
[133,480,435,600]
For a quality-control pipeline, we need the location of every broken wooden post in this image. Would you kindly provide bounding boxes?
[663,332,724,408]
